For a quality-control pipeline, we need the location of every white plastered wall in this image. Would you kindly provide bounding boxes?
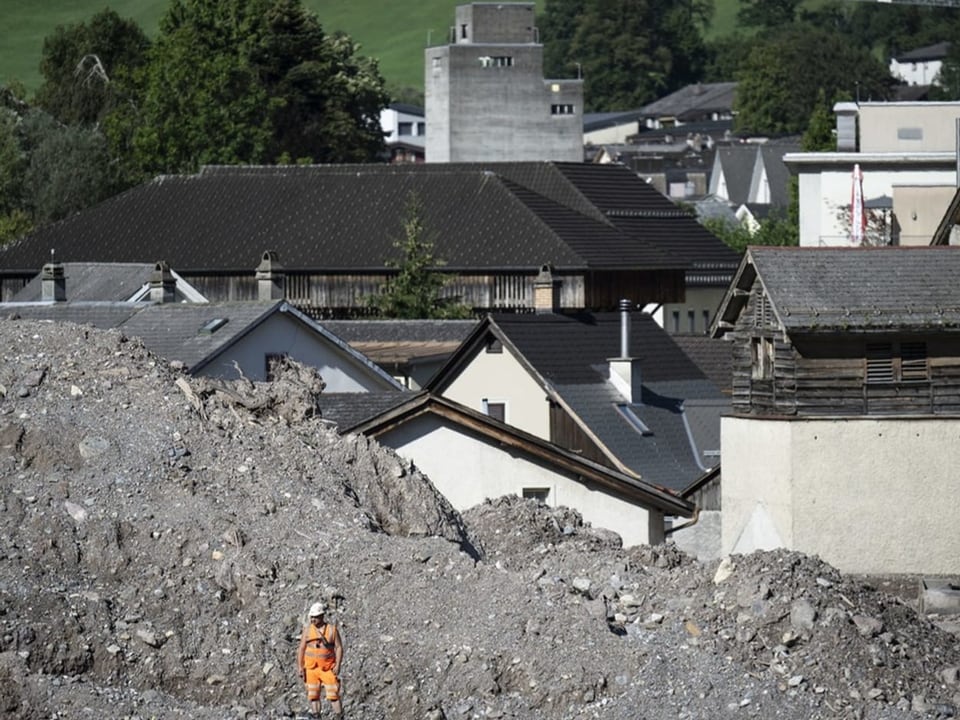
[381,414,659,547]
[441,346,550,438]
[722,415,960,574]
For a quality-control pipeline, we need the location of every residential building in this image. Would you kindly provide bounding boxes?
[784,101,958,247]
[425,2,582,162]
[426,304,727,496]
[711,246,960,575]
[331,392,694,547]
[889,41,950,87]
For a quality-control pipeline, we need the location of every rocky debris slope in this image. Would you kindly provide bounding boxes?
[0,318,957,720]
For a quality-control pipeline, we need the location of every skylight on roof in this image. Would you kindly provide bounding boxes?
[199,318,228,334]
[616,404,653,436]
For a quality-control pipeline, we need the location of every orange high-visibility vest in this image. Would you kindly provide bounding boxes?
[303,623,337,671]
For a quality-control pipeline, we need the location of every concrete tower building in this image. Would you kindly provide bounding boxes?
[425,3,583,163]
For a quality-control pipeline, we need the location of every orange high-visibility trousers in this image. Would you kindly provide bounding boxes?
[305,666,340,702]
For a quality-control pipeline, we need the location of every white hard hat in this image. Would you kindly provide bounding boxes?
[309,602,326,617]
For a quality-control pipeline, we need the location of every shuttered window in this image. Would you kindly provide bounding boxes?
[866,343,894,383]
[865,342,927,383]
[900,342,928,381]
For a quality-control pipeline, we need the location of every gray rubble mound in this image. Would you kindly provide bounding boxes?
[0,318,957,720]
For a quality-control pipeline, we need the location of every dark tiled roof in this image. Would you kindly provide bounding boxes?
[1,163,723,275]
[320,391,411,430]
[490,311,710,384]
[671,334,734,393]
[718,246,960,333]
[895,41,950,62]
[583,110,645,133]
[713,145,756,206]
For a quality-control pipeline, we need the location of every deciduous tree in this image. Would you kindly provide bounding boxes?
[734,27,893,136]
[106,0,388,176]
[540,0,710,111]
[34,9,150,127]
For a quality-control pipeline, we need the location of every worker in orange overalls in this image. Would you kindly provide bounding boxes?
[297,601,344,718]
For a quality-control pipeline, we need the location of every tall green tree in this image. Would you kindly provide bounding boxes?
[106,0,388,176]
[34,9,150,127]
[540,0,710,111]
[802,90,837,151]
[367,193,471,320]
[734,27,893,136]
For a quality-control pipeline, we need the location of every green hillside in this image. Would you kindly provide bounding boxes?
[2,0,743,97]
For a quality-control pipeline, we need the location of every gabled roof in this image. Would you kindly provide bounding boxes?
[11,262,207,303]
[640,82,737,121]
[339,390,694,517]
[428,311,727,491]
[711,145,757,205]
[0,162,734,275]
[754,141,800,208]
[712,246,960,336]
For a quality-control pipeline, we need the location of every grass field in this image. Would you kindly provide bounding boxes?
[1,0,739,96]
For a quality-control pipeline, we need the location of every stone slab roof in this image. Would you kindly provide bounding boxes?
[715,246,960,334]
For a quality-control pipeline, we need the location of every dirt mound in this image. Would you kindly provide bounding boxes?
[0,318,958,719]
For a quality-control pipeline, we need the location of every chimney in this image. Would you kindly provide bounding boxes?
[41,262,66,302]
[608,299,642,404]
[533,264,560,314]
[833,101,859,152]
[256,250,285,301]
[149,261,176,303]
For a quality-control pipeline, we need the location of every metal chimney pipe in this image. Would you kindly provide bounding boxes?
[619,298,631,358]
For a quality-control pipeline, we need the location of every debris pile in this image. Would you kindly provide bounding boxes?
[0,318,957,720]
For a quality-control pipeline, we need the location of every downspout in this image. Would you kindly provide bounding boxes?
[664,506,700,535]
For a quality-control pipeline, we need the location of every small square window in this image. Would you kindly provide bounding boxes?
[482,398,506,422]
[523,488,550,503]
[486,339,503,354]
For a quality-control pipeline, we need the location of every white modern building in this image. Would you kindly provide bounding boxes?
[784,101,959,246]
